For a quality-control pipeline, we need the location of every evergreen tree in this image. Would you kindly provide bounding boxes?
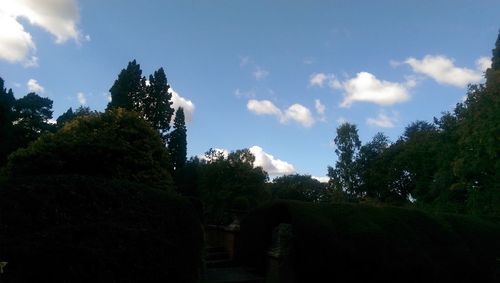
[56,106,96,127]
[107,60,145,111]
[168,107,187,172]
[143,68,174,142]
[0,78,16,166]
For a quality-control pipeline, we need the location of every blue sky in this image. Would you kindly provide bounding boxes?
[1,0,499,181]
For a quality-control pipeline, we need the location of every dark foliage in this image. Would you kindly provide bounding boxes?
[269,174,329,202]
[236,201,500,282]
[0,175,203,282]
[168,107,187,173]
[106,60,174,143]
[3,109,173,191]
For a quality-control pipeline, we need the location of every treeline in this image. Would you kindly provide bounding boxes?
[0,63,202,281]
[327,33,500,215]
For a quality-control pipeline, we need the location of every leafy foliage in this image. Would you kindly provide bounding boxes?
[3,109,173,191]
[269,174,329,202]
[198,148,269,224]
[327,122,361,200]
[0,83,55,167]
[56,106,97,126]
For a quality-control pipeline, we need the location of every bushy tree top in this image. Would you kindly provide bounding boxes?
[3,109,173,190]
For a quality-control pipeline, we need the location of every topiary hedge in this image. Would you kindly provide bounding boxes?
[0,175,203,282]
[236,201,500,282]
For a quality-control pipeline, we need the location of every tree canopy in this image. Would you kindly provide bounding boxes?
[2,109,173,191]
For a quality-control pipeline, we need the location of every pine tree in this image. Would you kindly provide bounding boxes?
[168,107,187,172]
[107,60,145,111]
[143,68,174,142]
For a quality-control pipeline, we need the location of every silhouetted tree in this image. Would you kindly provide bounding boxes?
[56,106,96,126]
[107,60,144,111]
[327,122,361,200]
[107,61,174,143]
[168,107,187,172]
[11,93,55,147]
[0,78,16,166]
[143,67,174,142]
[199,148,269,224]
[270,174,328,202]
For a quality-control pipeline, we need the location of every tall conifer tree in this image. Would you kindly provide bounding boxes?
[168,107,187,171]
[144,68,174,142]
[107,60,145,111]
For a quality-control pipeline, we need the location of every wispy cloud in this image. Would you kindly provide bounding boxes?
[309,72,342,89]
[366,111,399,128]
[314,99,326,122]
[253,66,269,81]
[77,92,86,105]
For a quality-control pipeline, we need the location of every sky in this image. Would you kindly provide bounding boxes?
[0,0,499,181]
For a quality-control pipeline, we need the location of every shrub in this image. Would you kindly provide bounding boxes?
[2,109,173,191]
[0,175,203,282]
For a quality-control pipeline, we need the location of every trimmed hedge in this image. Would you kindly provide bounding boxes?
[0,175,203,282]
[236,201,500,282]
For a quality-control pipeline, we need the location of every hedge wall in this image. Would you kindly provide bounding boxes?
[236,201,500,282]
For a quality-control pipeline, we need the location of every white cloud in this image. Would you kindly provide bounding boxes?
[405,55,482,88]
[77,92,86,105]
[475,56,492,73]
[0,12,36,63]
[247,99,282,116]
[249,146,295,176]
[340,72,410,107]
[170,88,195,123]
[314,99,325,115]
[366,111,398,128]
[26,79,44,93]
[284,104,315,127]
[309,73,342,89]
[315,99,326,122]
[0,0,83,64]
[253,66,269,80]
[247,99,315,128]
[312,176,329,183]
[309,73,328,87]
